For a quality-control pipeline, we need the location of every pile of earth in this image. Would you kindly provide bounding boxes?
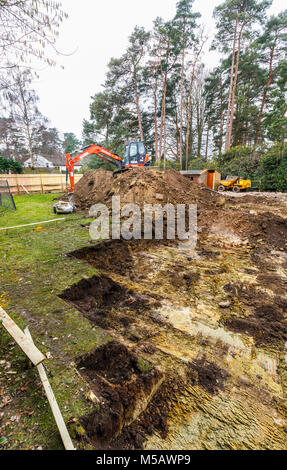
[218,208,287,251]
[73,167,221,211]
[72,169,114,210]
[104,168,200,207]
[245,211,287,250]
[71,168,287,252]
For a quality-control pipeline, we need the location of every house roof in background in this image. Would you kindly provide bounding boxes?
[24,155,53,167]
[180,170,208,176]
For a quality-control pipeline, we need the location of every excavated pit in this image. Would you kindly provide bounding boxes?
[76,341,164,447]
[60,273,161,331]
[69,239,146,276]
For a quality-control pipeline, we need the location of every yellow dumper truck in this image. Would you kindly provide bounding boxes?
[217,176,252,193]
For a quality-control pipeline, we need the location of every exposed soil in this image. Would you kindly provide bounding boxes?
[59,171,287,450]
[187,357,230,395]
[210,209,287,252]
[77,341,164,447]
[104,168,200,207]
[228,191,287,204]
[72,169,114,210]
[60,274,158,330]
[73,168,287,251]
[246,212,287,250]
[223,282,287,347]
[69,239,159,276]
[73,167,222,211]
[77,340,152,385]
[105,374,188,450]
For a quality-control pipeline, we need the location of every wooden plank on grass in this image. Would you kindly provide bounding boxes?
[21,184,30,195]
[0,307,45,366]
[0,218,65,231]
[24,327,75,451]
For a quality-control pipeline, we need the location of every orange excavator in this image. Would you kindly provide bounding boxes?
[66,141,151,193]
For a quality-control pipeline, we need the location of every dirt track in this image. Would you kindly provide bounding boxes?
[61,170,287,450]
[227,191,287,202]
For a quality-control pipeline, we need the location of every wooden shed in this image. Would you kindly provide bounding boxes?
[180,169,221,190]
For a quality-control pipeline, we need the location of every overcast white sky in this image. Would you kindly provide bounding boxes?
[32,0,285,140]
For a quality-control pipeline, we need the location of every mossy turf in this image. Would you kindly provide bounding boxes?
[0,194,110,450]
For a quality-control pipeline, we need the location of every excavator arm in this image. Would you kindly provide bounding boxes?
[66,144,124,193]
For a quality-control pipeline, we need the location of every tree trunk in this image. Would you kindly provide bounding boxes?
[219,76,224,155]
[254,46,275,147]
[163,97,167,169]
[185,36,206,168]
[189,105,194,163]
[26,123,33,167]
[133,72,144,142]
[175,106,180,161]
[179,23,186,170]
[197,104,202,157]
[185,79,194,167]
[153,82,158,162]
[18,78,34,167]
[185,103,192,172]
[159,73,167,161]
[185,95,192,169]
[244,89,250,146]
[225,17,238,151]
[226,21,245,151]
[205,123,210,162]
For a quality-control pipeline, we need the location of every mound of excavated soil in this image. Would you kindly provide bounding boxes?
[104,168,200,207]
[72,167,287,251]
[72,169,114,210]
[73,167,221,211]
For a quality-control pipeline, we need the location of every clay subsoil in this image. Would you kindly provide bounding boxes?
[61,169,287,450]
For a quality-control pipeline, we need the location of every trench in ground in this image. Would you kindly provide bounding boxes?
[59,234,287,450]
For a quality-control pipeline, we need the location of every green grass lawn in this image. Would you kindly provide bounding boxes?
[0,194,65,228]
[0,194,109,450]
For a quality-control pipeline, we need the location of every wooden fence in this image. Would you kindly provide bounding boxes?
[0,174,83,195]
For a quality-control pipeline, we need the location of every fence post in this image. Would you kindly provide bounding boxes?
[40,174,44,194]
[16,175,20,195]
[3,174,75,195]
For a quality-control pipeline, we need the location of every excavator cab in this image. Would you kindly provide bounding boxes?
[66,141,151,192]
[123,142,150,168]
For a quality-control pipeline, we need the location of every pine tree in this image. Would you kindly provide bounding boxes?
[253,10,287,146]
[213,0,272,151]
[264,62,287,160]
[173,0,200,168]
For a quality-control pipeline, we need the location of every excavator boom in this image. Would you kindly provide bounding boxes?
[66,142,150,193]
